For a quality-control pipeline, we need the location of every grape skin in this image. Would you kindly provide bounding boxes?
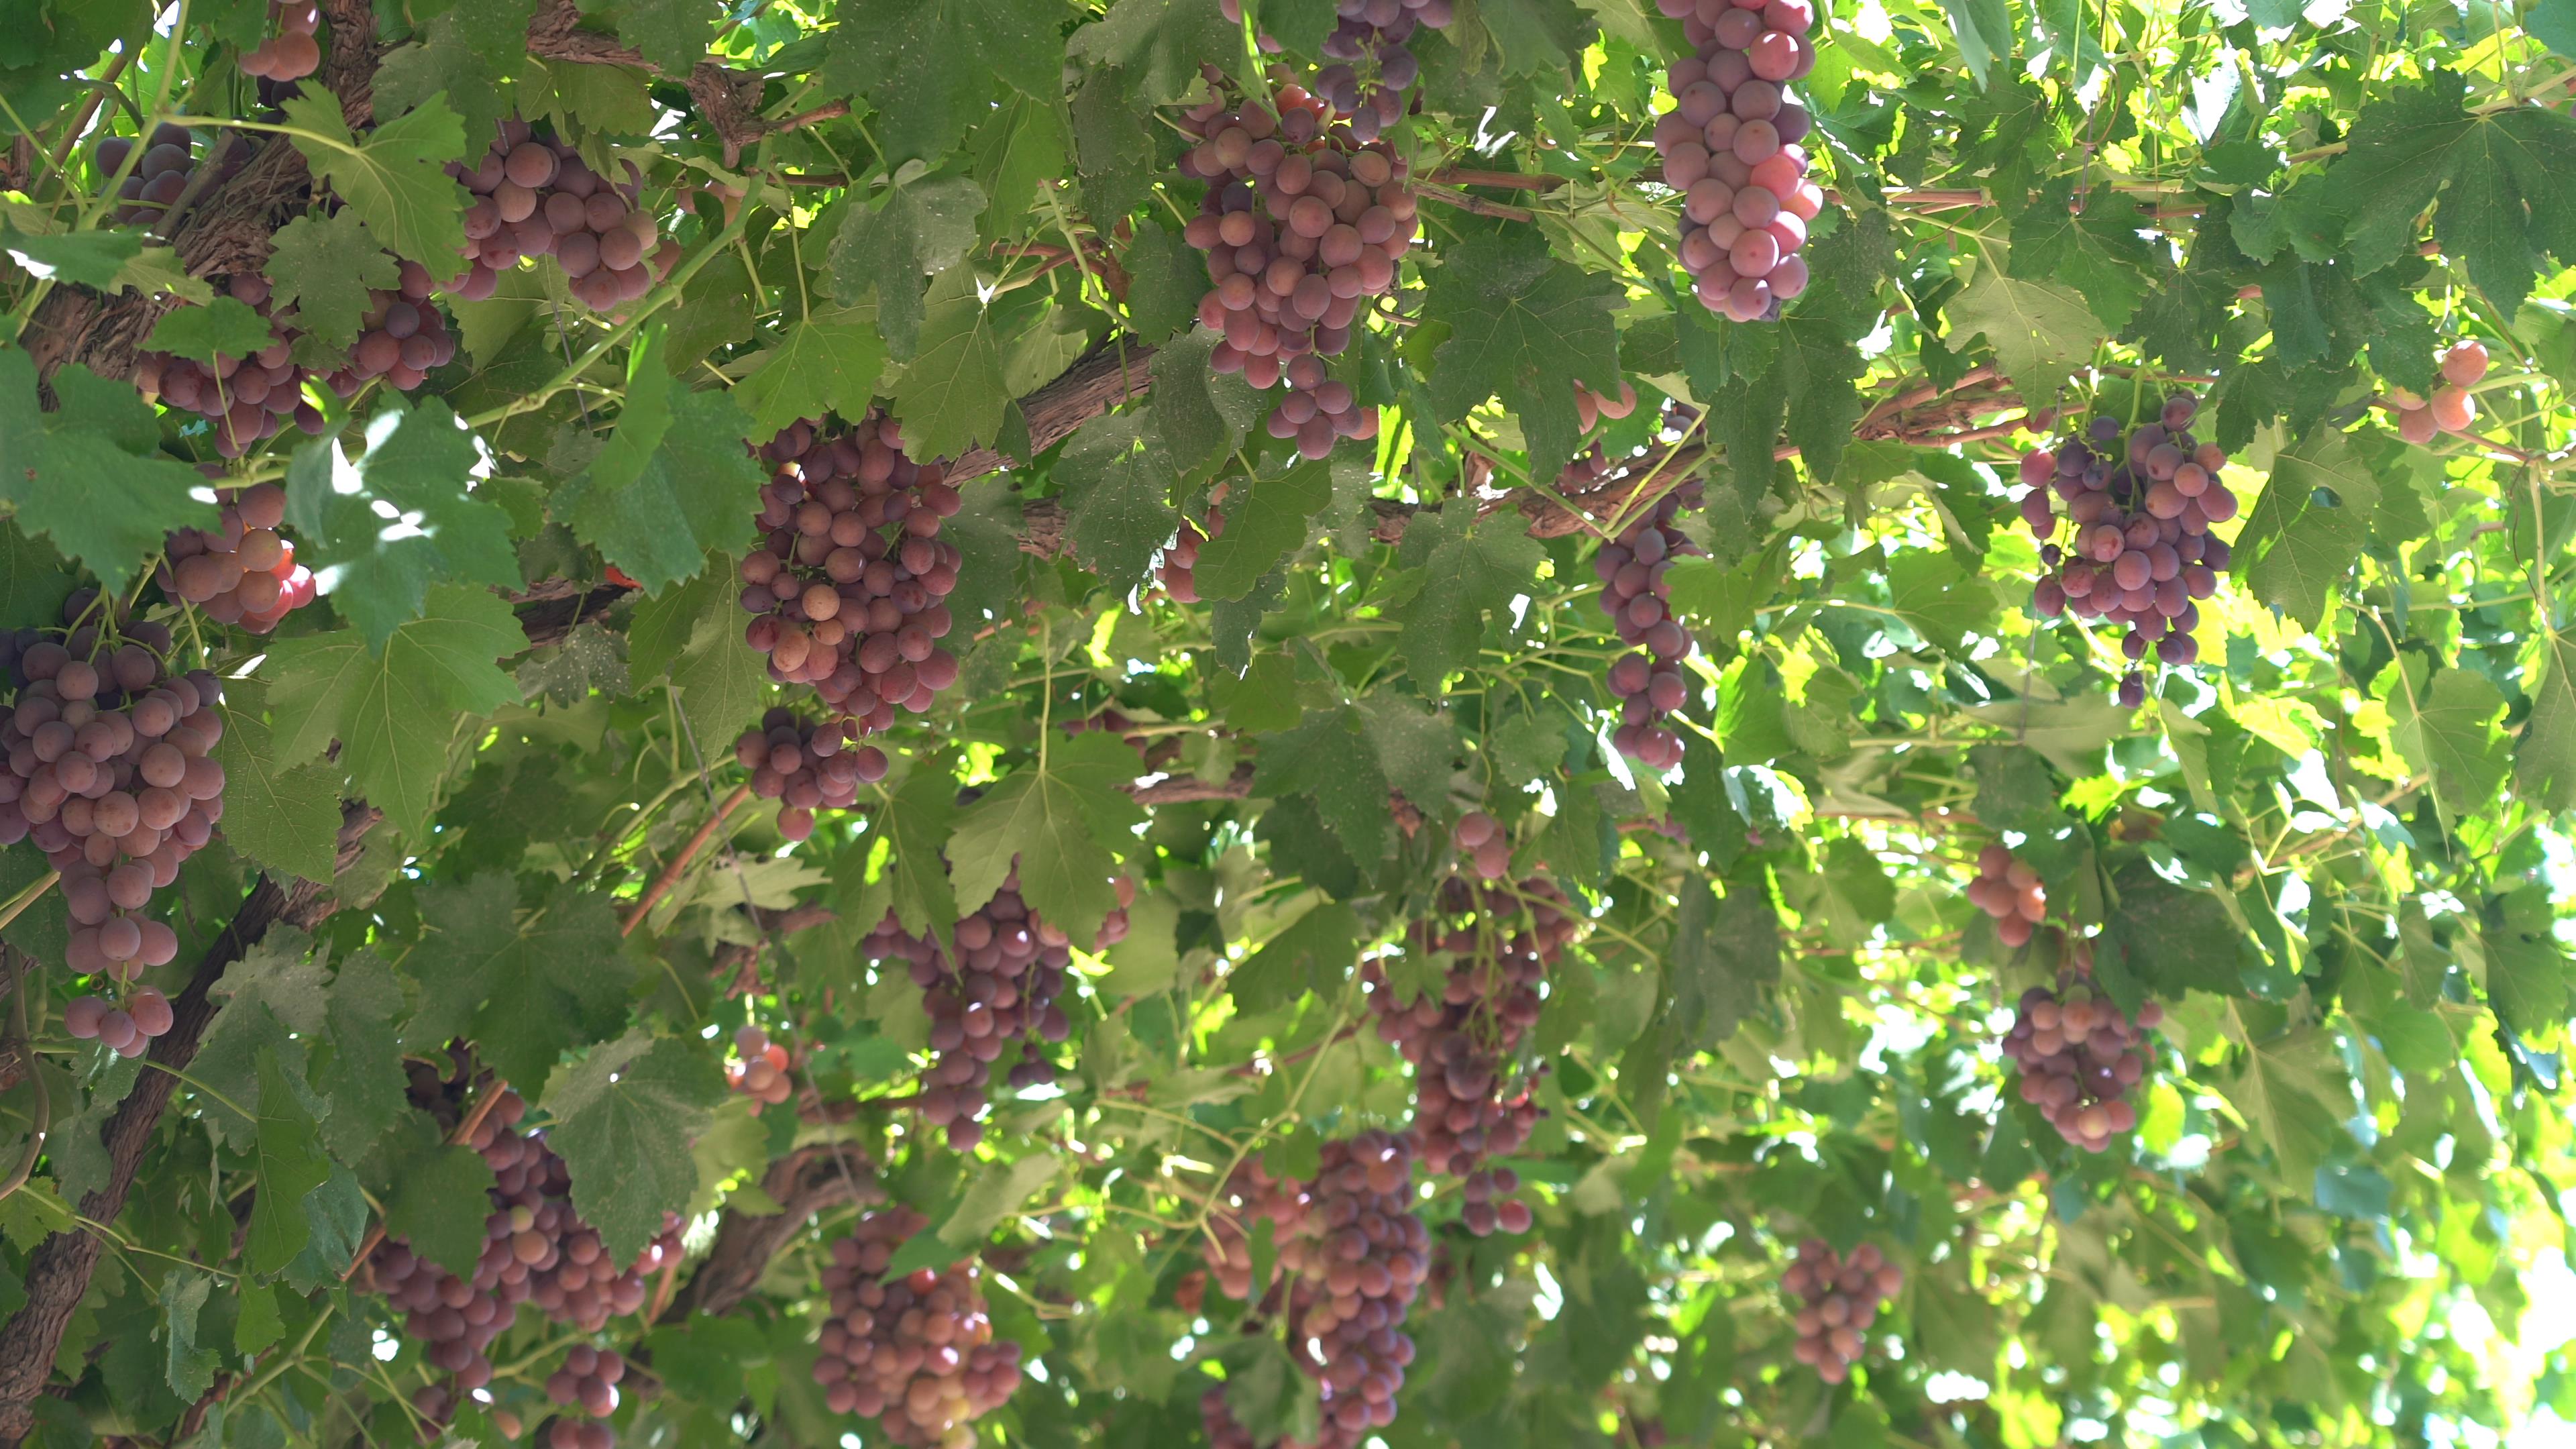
[238,2,323,80]
[2004,971,2164,1152]
[160,480,319,633]
[1652,0,1826,321]
[733,707,887,841]
[1159,506,1225,604]
[1967,842,2047,947]
[1784,1240,1902,1384]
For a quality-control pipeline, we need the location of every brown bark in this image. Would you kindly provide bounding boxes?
[663,1146,880,1322]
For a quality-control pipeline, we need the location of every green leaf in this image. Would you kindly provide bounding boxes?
[1939,0,2012,88]
[876,760,962,943]
[830,173,987,361]
[1391,505,1544,686]
[541,1031,724,1265]
[2098,865,2245,1000]
[1234,899,1359,1014]
[557,326,765,593]
[1472,0,1595,74]
[280,91,470,268]
[1668,878,1780,1046]
[210,706,343,884]
[1193,457,1334,602]
[284,397,523,644]
[1150,331,1261,478]
[1251,705,1392,868]
[1055,412,1179,592]
[2534,0,2576,60]
[313,949,411,1163]
[1,221,143,288]
[1066,0,1242,104]
[2237,425,2378,631]
[372,0,540,150]
[517,621,631,705]
[663,578,775,758]
[143,295,275,364]
[821,0,1066,164]
[2483,888,2571,1028]
[614,0,717,74]
[249,1049,331,1277]
[1946,265,2096,404]
[2516,626,2576,812]
[371,1118,498,1279]
[730,316,891,441]
[0,523,72,627]
[1884,548,1999,651]
[948,733,1146,949]
[0,353,219,594]
[1422,224,1625,474]
[400,875,638,1094]
[264,211,402,352]
[2216,1023,2345,1185]
[159,1271,217,1401]
[890,270,1011,461]
[2383,660,2508,812]
[1967,743,2061,835]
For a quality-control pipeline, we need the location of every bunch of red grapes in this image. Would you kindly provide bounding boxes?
[1362,869,1573,1234]
[1652,0,1825,321]
[2017,392,2236,709]
[444,120,678,308]
[363,1091,682,1427]
[1291,1132,1427,1444]
[1177,73,1413,458]
[0,598,226,1055]
[238,2,323,81]
[94,125,254,228]
[811,1207,1027,1444]
[138,274,326,457]
[862,872,1130,1150]
[733,707,888,841]
[1967,843,2047,947]
[1198,1161,1313,1307]
[739,413,965,738]
[1595,483,1704,770]
[728,1023,795,1108]
[1159,505,1226,604]
[539,1344,628,1449]
[1213,0,1455,140]
[2003,969,2163,1152]
[2390,340,2489,443]
[158,479,319,633]
[1784,1239,1901,1384]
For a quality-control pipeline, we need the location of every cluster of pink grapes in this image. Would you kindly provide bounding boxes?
[444,120,678,308]
[138,274,327,457]
[1595,483,1704,769]
[1968,843,2048,947]
[1652,0,1825,321]
[862,873,1130,1150]
[159,480,319,633]
[2017,392,2236,708]
[739,413,965,738]
[1,600,225,1055]
[94,125,254,229]
[1159,505,1226,604]
[1199,1161,1313,1305]
[1214,0,1456,140]
[2390,341,2489,443]
[727,1024,796,1107]
[1784,1240,1902,1383]
[538,1345,627,1449]
[812,1207,1026,1444]
[2004,971,2163,1152]
[733,708,888,841]
[1178,74,1413,458]
[1362,864,1573,1234]
[365,1091,682,1428]
[238,2,322,81]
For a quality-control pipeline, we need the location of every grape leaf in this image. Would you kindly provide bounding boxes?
[830,173,987,361]
[159,1271,216,1401]
[516,621,631,705]
[142,296,273,364]
[1472,0,1594,74]
[370,1118,499,1279]
[540,1031,724,1264]
[1946,265,2097,405]
[890,270,1012,461]
[264,211,402,352]
[249,1049,331,1277]
[1968,743,2061,835]
[1421,225,1625,476]
[0,353,219,593]
[612,0,716,75]
[2237,425,2379,630]
[948,732,1146,949]
[0,522,73,630]
[2214,1024,2345,1185]
[1055,413,1178,593]
[372,0,539,150]
[280,91,470,268]
[1939,0,2012,88]
[283,397,523,644]
[2383,659,2508,812]
[1252,706,1393,867]
[1668,878,1780,1046]
[1359,694,1459,830]
[877,759,962,945]
[2516,627,2576,813]
[400,875,637,1095]
[1234,899,1360,1014]
[556,326,765,593]
[1195,457,1333,602]
[663,582,774,759]
[729,316,891,440]
[311,949,411,1163]
[1150,331,1261,479]
[0,221,143,288]
[969,91,1071,222]
[1122,226,1205,345]
[211,705,343,884]
[822,0,1066,164]
[1389,504,1544,686]
[1066,0,1242,105]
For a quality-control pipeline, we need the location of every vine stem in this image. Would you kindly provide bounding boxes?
[621,784,754,938]
[0,873,59,935]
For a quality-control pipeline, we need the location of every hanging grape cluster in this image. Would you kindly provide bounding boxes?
[1198,1161,1313,1306]
[95,125,254,228]
[733,707,888,841]
[2004,968,2163,1152]
[362,1091,682,1427]
[1784,1239,1901,1384]
[862,873,1131,1150]
[1595,482,1704,770]
[0,597,223,1055]
[811,1207,1027,1445]
[1967,843,2047,947]
[728,1023,795,1108]
[539,1344,628,1449]
[1291,1132,1426,1444]
[1652,0,1825,321]
[158,479,319,633]
[2017,391,2236,708]
[1362,863,1574,1234]
[740,413,965,738]
[444,120,678,308]
[1214,0,1455,140]
[1178,73,1414,458]
[238,3,322,82]
[1159,504,1226,604]
[2390,340,2489,443]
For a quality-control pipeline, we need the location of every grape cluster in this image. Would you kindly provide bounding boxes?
[1595,484,1704,770]
[1651,0,1825,321]
[1286,1132,1426,1444]
[1178,76,1414,458]
[812,1207,1026,1445]
[539,1344,627,1449]
[94,125,254,228]
[239,2,323,81]
[1784,1239,1901,1384]
[1451,810,1509,881]
[1198,1161,1312,1305]
[2017,392,2236,709]
[2003,972,2163,1152]
[740,413,965,738]
[1213,0,1456,140]
[158,479,319,633]
[1363,874,1574,1234]
[733,707,888,841]
[445,120,678,308]
[728,1023,795,1107]
[0,599,221,1055]
[1967,843,2047,947]
[863,873,1131,1150]
[362,1091,682,1424]
[2390,340,2489,444]
[1158,505,1226,604]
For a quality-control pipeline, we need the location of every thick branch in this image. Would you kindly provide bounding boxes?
[664,1146,879,1322]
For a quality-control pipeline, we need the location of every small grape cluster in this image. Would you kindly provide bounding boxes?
[863,873,1131,1150]
[728,1023,795,1108]
[1158,505,1226,604]
[733,707,888,841]
[364,1091,682,1426]
[1595,484,1703,770]
[740,413,965,737]
[2390,340,2489,444]
[1178,75,1414,458]
[1574,378,1640,433]
[137,274,327,458]
[2017,392,2236,709]
[158,480,319,633]
[812,1207,1027,1444]
[1198,1161,1312,1305]
[239,3,323,82]
[2004,972,2163,1152]
[94,125,254,228]
[1967,843,2046,947]
[1784,1239,1900,1384]
[1363,873,1574,1234]
[1652,0,1825,321]
[445,120,678,308]
[1214,0,1455,140]
[1,598,223,1055]
[540,1344,628,1449]
[1285,1132,1426,1444]
[1450,810,1509,881]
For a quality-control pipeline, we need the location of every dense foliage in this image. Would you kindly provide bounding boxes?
[3,1,2576,1446]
